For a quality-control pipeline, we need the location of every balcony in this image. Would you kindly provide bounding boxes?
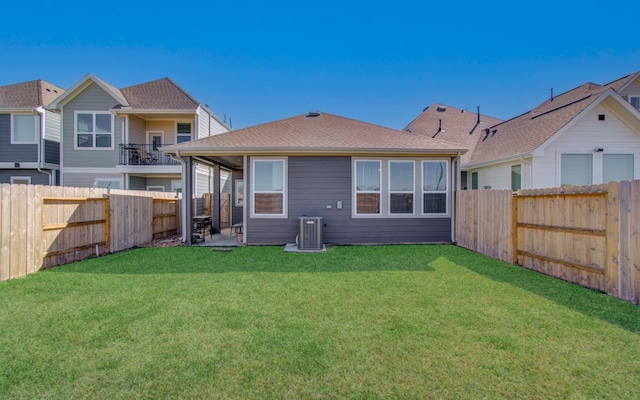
[119,144,181,166]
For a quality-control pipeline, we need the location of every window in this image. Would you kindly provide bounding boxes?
[252,159,286,216]
[11,114,39,144]
[355,160,381,214]
[176,123,192,144]
[630,96,640,110]
[235,180,244,207]
[603,154,634,183]
[171,180,182,193]
[10,176,31,185]
[561,154,592,186]
[95,179,121,189]
[422,161,448,214]
[146,186,165,192]
[471,172,479,189]
[511,165,522,192]
[75,112,113,149]
[389,161,414,214]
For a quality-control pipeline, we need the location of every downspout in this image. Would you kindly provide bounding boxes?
[35,107,52,185]
[451,152,461,244]
[122,115,129,190]
[519,156,532,190]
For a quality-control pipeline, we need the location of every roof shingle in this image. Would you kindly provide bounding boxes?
[0,79,65,108]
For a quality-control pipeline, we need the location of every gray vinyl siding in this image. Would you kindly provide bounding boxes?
[62,82,123,168]
[231,170,244,225]
[44,110,61,141]
[196,169,211,197]
[129,176,146,190]
[247,156,452,245]
[0,169,50,185]
[44,139,59,164]
[62,172,123,188]
[0,114,38,162]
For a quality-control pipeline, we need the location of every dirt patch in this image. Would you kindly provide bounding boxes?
[145,234,183,248]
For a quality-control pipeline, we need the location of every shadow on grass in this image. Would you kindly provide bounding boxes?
[50,245,437,275]
[456,249,640,335]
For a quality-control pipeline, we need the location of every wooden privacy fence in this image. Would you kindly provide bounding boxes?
[456,181,640,305]
[1,184,180,281]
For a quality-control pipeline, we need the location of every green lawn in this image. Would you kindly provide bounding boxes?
[1,245,639,399]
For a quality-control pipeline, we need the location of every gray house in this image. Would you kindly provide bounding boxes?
[162,112,466,245]
[49,74,229,197]
[0,80,65,185]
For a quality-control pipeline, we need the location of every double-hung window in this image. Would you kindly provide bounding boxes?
[176,123,192,144]
[422,161,448,214]
[355,160,381,214]
[561,154,593,186]
[252,159,286,217]
[389,161,414,214]
[630,96,640,110]
[603,154,634,183]
[11,114,39,144]
[75,112,113,149]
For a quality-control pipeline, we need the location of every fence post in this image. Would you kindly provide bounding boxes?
[606,181,620,299]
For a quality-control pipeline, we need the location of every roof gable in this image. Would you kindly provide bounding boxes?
[0,79,65,109]
[49,74,128,109]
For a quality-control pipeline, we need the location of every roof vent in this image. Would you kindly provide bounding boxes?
[307,111,321,117]
[436,106,447,112]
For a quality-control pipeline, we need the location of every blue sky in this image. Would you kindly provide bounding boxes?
[2,0,639,130]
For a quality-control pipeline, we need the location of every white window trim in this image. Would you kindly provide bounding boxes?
[175,122,193,144]
[251,157,287,219]
[557,150,638,186]
[388,160,415,215]
[146,185,165,192]
[421,160,450,216]
[10,176,31,184]
[171,180,182,192]
[74,111,115,150]
[94,178,123,189]
[10,114,38,144]
[354,159,382,216]
[147,131,164,146]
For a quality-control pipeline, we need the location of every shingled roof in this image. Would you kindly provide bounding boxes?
[404,104,503,163]
[163,112,466,155]
[0,79,65,109]
[120,78,201,110]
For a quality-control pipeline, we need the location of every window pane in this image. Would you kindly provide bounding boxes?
[356,161,380,191]
[96,134,112,148]
[471,172,478,189]
[13,115,36,142]
[176,135,191,144]
[561,154,592,186]
[390,193,413,214]
[177,123,191,134]
[77,133,93,147]
[390,161,413,191]
[423,162,447,191]
[511,165,522,191]
[356,193,380,214]
[77,114,93,132]
[95,114,111,133]
[255,161,284,191]
[631,97,640,110]
[254,193,283,214]
[603,154,634,183]
[423,193,447,213]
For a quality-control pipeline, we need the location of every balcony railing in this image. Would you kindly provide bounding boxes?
[119,144,181,166]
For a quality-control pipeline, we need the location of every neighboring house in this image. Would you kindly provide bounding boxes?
[404,104,503,189]
[162,112,466,245]
[0,80,64,185]
[406,71,640,190]
[49,74,229,198]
